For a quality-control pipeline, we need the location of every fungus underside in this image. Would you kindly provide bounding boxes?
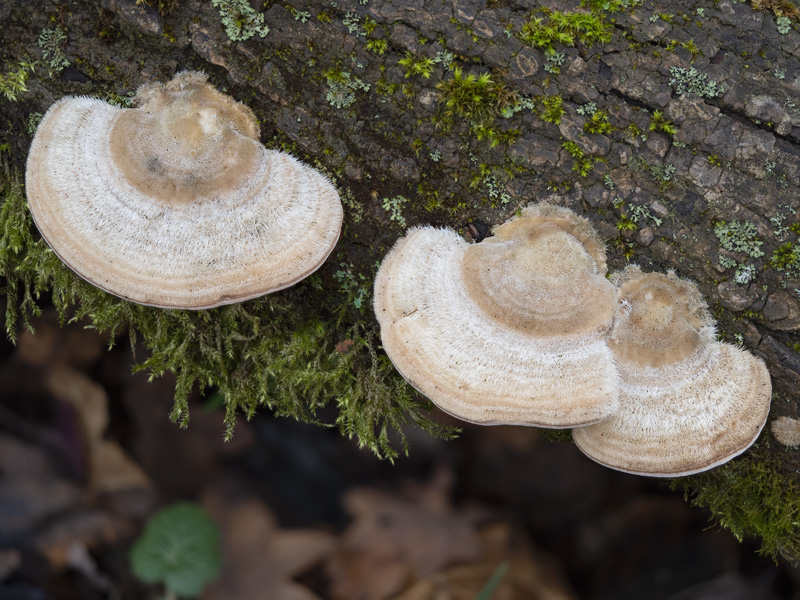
[0,165,456,460]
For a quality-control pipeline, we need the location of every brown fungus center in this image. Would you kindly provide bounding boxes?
[610,274,709,368]
[109,78,262,205]
[461,213,616,337]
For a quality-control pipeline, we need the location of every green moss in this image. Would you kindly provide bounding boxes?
[748,0,799,20]
[676,443,800,563]
[648,110,676,135]
[616,215,638,231]
[562,140,603,177]
[540,429,572,442]
[135,0,180,15]
[584,109,614,134]
[365,38,389,55]
[771,242,800,277]
[0,60,36,102]
[436,67,519,147]
[680,39,703,61]
[625,122,645,141]
[540,94,565,124]
[611,235,636,260]
[519,8,613,52]
[398,51,435,78]
[362,16,378,35]
[580,0,644,12]
[0,165,457,460]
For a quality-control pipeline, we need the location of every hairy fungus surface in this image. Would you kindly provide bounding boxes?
[374,203,619,427]
[573,267,772,477]
[26,71,343,309]
[771,416,800,447]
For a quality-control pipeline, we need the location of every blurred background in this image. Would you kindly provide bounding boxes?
[0,308,798,600]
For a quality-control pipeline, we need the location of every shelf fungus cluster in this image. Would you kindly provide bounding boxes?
[374,203,772,477]
[26,71,343,309]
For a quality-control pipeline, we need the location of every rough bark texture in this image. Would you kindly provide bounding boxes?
[2,0,800,558]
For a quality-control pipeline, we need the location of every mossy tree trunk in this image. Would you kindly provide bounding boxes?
[1,0,800,561]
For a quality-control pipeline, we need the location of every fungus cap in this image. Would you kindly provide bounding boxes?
[573,267,772,477]
[771,416,800,447]
[26,71,343,309]
[374,203,620,428]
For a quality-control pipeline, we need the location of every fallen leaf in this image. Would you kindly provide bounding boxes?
[392,522,578,600]
[46,365,151,494]
[200,479,335,600]
[326,467,483,600]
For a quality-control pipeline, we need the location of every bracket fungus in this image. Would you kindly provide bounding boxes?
[373,203,620,427]
[26,71,343,309]
[771,416,800,447]
[572,267,772,477]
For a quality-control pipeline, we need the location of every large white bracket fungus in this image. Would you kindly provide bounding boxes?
[572,267,772,477]
[26,71,343,309]
[373,203,620,427]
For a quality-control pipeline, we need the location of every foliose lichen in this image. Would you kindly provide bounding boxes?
[669,66,725,98]
[38,27,70,76]
[324,69,370,109]
[211,0,269,41]
[714,220,765,258]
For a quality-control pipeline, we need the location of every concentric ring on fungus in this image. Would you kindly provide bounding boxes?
[373,203,620,427]
[25,71,343,309]
[572,266,772,477]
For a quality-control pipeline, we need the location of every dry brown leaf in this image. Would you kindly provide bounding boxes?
[392,522,578,600]
[0,432,133,573]
[326,467,483,600]
[47,365,108,440]
[200,480,335,600]
[91,440,151,493]
[46,365,151,494]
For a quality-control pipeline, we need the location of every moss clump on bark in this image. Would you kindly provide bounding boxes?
[676,441,800,563]
[0,163,457,460]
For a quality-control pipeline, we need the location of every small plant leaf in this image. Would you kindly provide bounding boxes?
[130,503,222,598]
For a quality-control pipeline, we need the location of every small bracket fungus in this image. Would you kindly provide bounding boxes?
[771,416,800,447]
[573,267,772,477]
[373,203,620,427]
[26,71,343,309]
